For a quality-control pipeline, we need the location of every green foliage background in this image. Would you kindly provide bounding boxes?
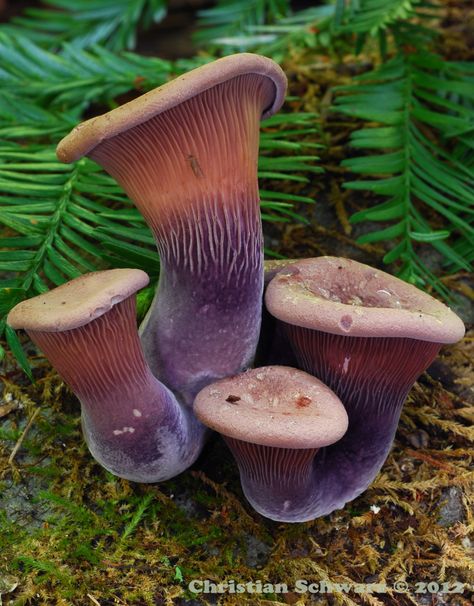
[0,0,472,373]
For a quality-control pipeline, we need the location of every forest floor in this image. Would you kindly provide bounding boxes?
[0,324,473,606]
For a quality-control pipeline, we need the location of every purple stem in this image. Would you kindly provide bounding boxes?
[139,198,263,405]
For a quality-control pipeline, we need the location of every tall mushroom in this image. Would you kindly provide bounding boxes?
[194,366,348,522]
[56,53,287,405]
[265,257,465,516]
[7,270,205,482]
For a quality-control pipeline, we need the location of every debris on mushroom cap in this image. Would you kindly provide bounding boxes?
[263,258,301,287]
[194,366,348,449]
[56,53,287,163]
[265,256,465,343]
[7,269,149,333]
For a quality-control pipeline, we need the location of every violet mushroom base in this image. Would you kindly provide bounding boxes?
[80,395,206,483]
[236,327,441,521]
[226,438,321,522]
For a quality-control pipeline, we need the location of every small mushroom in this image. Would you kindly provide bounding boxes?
[194,366,348,522]
[7,270,205,482]
[264,256,465,516]
[56,54,287,405]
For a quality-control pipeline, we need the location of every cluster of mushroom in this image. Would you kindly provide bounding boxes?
[8,54,465,522]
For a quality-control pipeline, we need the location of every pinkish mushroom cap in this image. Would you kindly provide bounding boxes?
[7,269,149,332]
[265,257,465,343]
[194,366,348,449]
[56,53,287,163]
[263,258,301,287]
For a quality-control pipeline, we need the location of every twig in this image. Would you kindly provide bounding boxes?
[330,179,352,235]
[87,595,101,606]
[405,449,459,473]
[8,408,40,465]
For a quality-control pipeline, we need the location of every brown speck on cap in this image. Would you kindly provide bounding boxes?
[7,269,149,333]
[295,395,312,408]
[194,366,348,449]
[226,395,241,404]
[56,53,287,164]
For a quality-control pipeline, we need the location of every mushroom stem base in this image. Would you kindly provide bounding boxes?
[226,437,320,522]
[82,401,207,483]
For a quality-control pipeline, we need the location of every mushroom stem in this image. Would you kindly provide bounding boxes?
[226,439,320,521]
[8,271,205,482]
[286,326,441,515]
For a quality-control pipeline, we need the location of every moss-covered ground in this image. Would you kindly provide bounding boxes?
[0,328,472,605]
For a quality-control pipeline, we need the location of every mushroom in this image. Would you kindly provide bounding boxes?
[56,53,287,405]
[7,269,205,482]
[194,366,348,522]
[264,256,465,515]
[263,258,301,287]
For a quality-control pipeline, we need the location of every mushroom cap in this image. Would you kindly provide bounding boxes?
[265,257,465,344]
[263,258,301,287]
[7,269,149,332]
[194,366,348,449]
[56,53,287,163]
